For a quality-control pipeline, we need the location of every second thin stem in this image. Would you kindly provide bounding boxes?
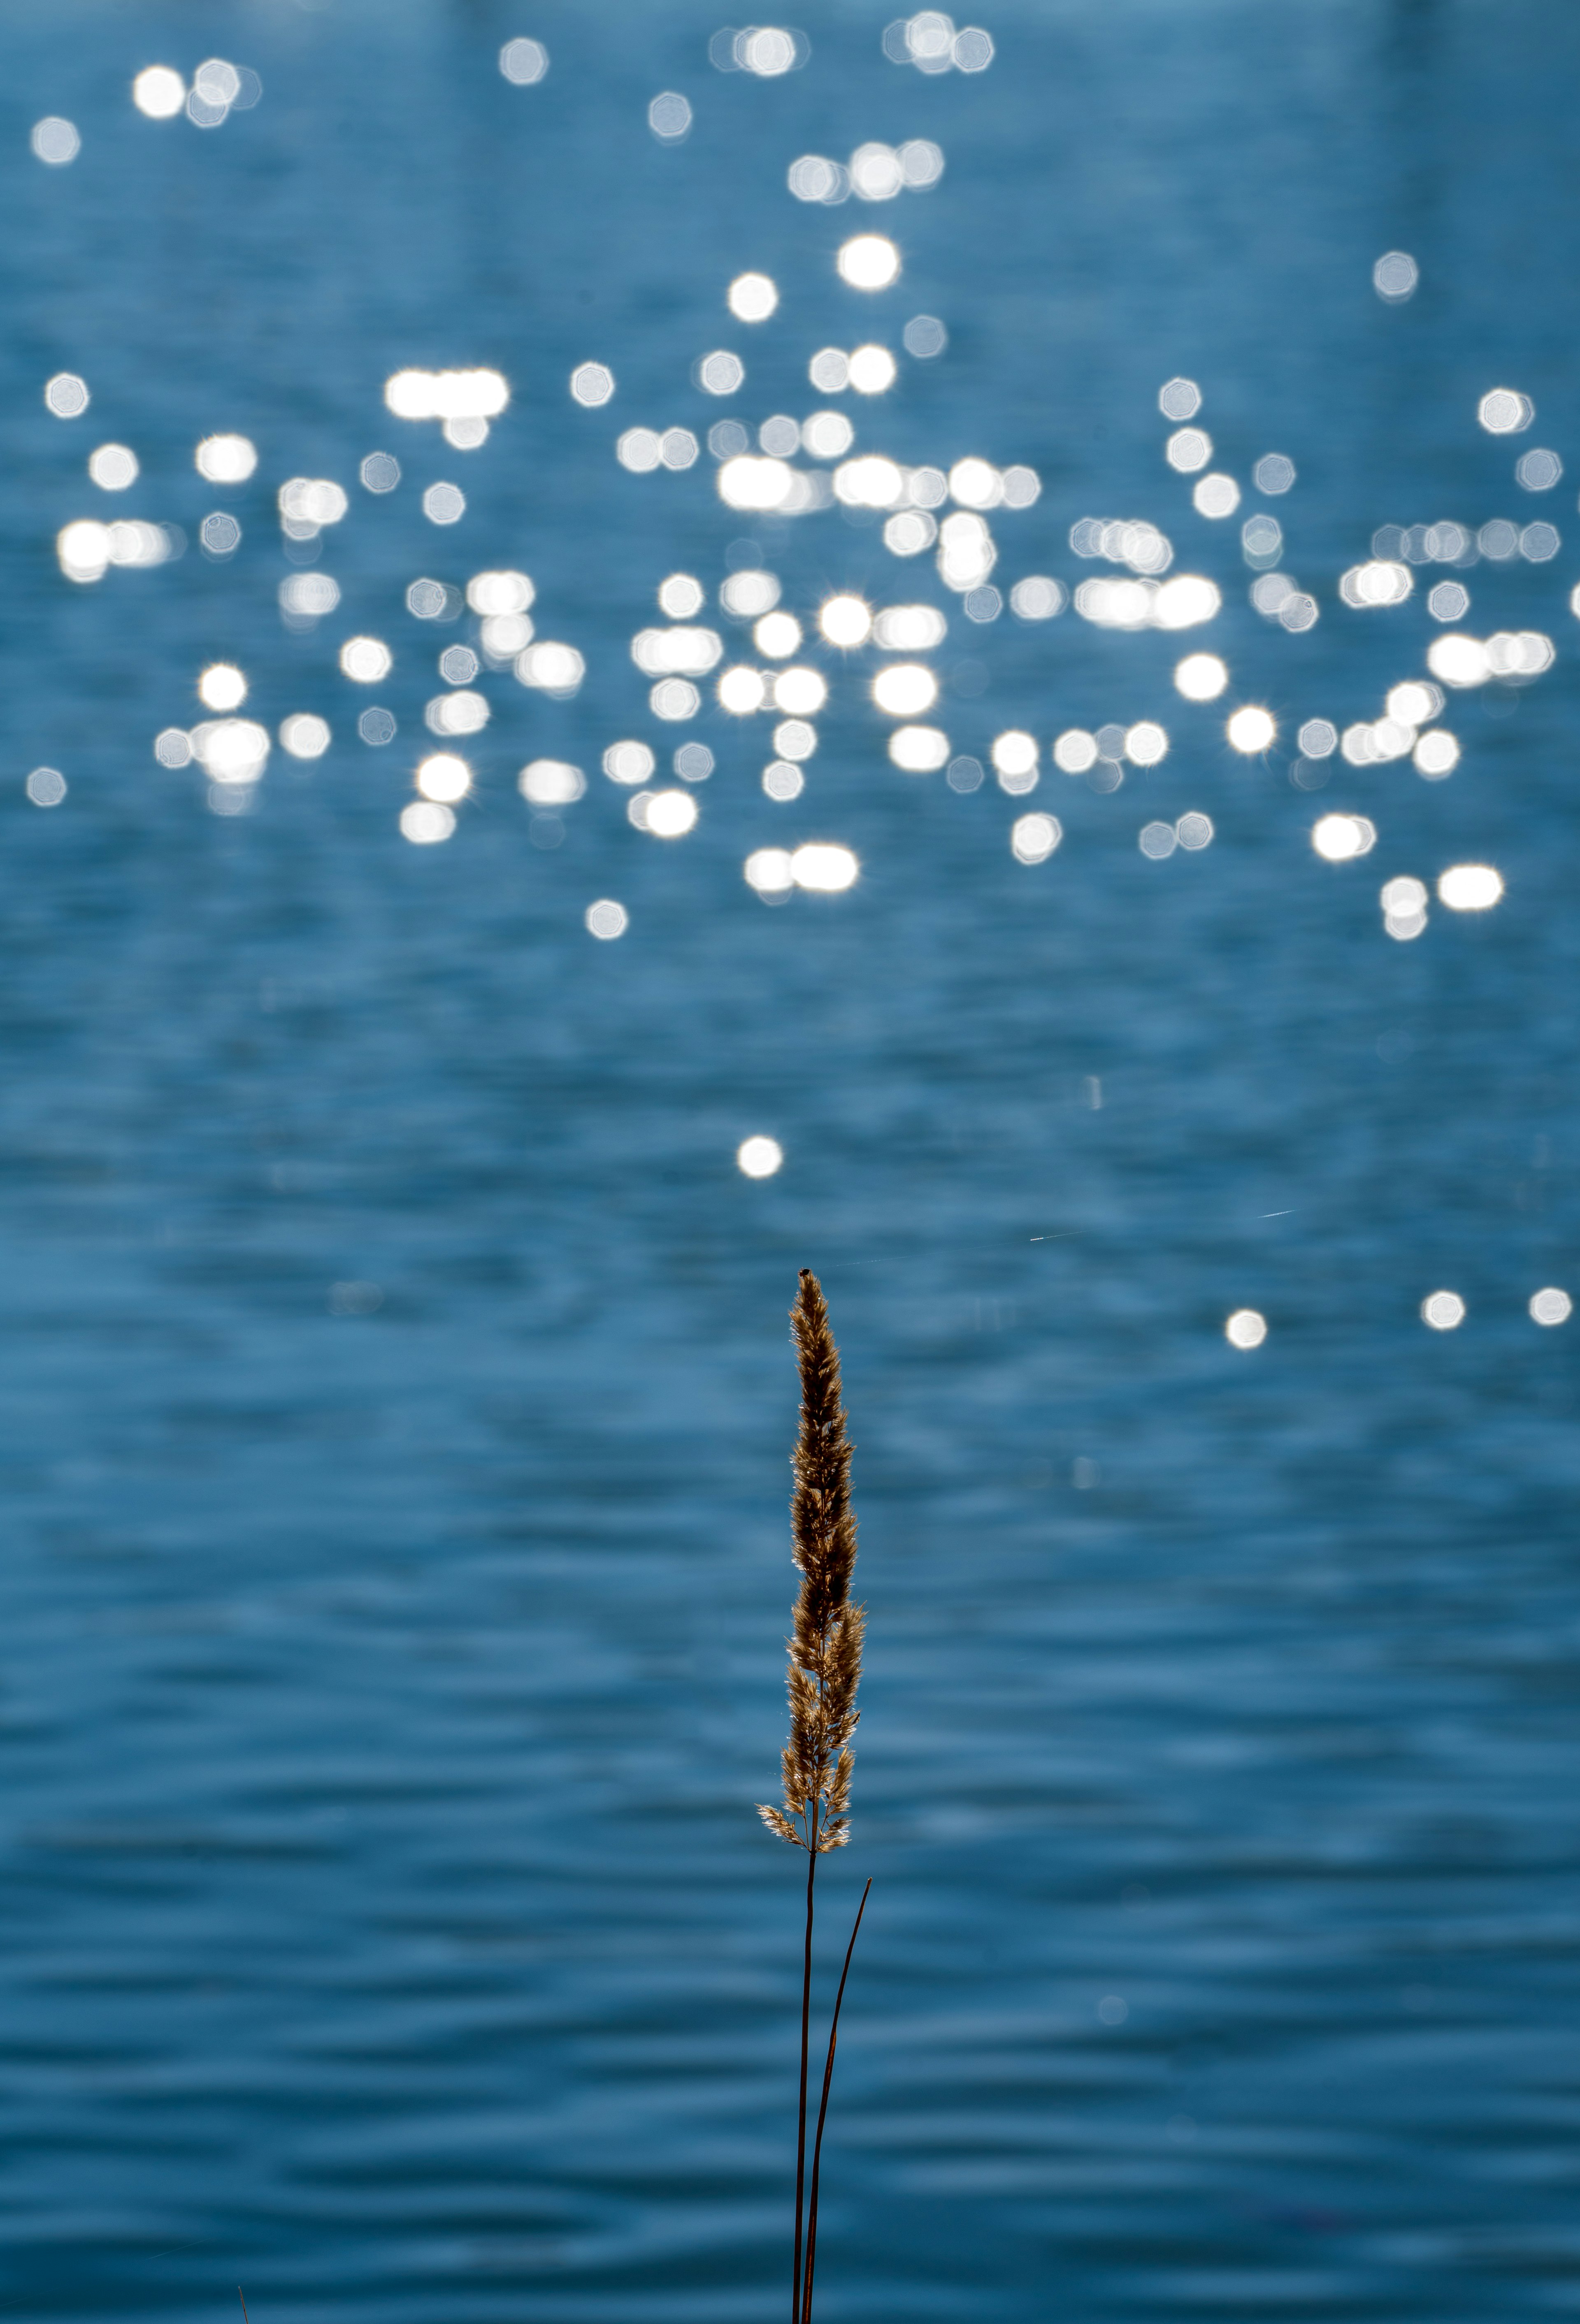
[799,1878,872,2324]
[791,1829,818,2324]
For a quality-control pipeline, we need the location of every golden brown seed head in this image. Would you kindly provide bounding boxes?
[757,1270,865,1855]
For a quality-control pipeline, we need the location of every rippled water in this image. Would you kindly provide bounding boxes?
[4,4,1580,2319]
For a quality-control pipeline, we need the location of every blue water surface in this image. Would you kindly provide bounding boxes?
[2,4,1579,2320]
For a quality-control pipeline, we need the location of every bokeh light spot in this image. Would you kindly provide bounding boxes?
[838,235,901,290]
[1176,653,1228,702]
[728,272,778,321]
[1437,863,1503,911]
[1226,706,1275,753]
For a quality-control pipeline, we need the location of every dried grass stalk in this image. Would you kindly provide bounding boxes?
[758,1270,867,2324]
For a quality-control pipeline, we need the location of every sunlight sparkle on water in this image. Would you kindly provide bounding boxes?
[603,742,655,786]
[1010,578,1064,619]
[1313,814,1377,862]
[499,38,549,85]
[88,445,138,491]
[1413,731,1459,779]
[640,790,699,839]
[1373,250,1418,302]
[1478,388,1533,435]
[632,627,724,678]
[838,236,901,290]
[744,844,859,895]
[648,93,692,142]
[697,351,746,396]
[469,570,534,617]
[519,760,585,807]
[657,575,704,619]
[727,273,778,321]
[1380,876,1429,941]
[720,572,781,619]
[1437,863,1503,911]
[848,346,898,395]
[401,802,455,845]
[341,638,393,683]
[874,664,938,716]
[718,455,794,510]
[718,667,769,714]
[386,369,509,423]
[1166,429,1211,473]
[774,667,827,715]
[992,731,1039,792]
[199,665,247,711]
[1176,654,1228,702]
[570,363,615,407]
[802,411,853,458]
[416,754,471,804]
[1193,474,1241,519]
[791,844,859,891]
[1053,731,1098,774]
[745,848,795,895]
[754,612,802,659]
[820,595,872,647]
[279,715,330,760]
[1516,448,1561,490]
[132,67,187,118]
[33,119,80,166]
[889,726,949,771]
[196,434,257,483]
[195,718,270,786]
[773,718,817,760]
[874,605,947,651]
[426,690,489,736]
[1226,706,1276,753]
[1011,813,1060,864]
[517,643,585,696]
[45,374,89,418]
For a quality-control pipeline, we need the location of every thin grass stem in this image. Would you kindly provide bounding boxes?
[791,1832,818,2324]
[799,1878,873,2324]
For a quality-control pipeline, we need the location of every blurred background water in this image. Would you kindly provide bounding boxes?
[2,2,1580,2319]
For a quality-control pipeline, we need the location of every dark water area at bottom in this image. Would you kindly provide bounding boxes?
[2,1,1580,2319]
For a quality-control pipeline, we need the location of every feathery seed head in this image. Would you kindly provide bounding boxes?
[757,1271,865,1854]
